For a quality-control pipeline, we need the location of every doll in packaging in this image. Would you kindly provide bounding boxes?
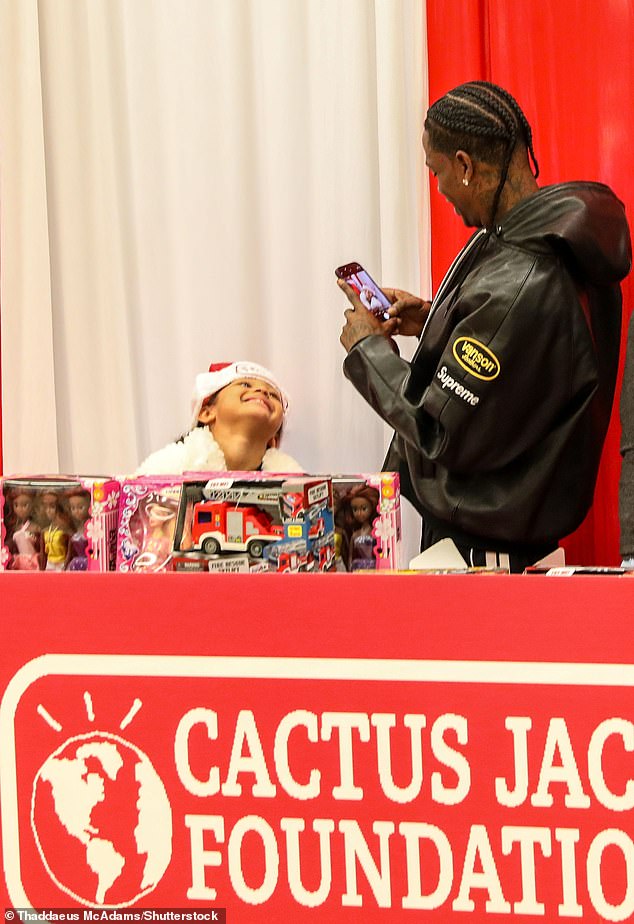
[347,485,380,571]
[131,493,179,571]
[65,488,92,571]
[5,487,45,571]
[41,490,71,571]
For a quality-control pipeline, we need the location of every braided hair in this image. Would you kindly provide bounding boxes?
[425,81,539,224]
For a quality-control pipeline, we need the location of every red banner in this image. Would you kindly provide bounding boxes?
[1,573,633,922]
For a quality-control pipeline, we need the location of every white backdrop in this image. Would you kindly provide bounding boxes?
[0,0,430,561]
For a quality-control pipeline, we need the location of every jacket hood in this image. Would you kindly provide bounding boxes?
[499,182,631,286]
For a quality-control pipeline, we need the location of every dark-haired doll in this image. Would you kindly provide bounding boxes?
[347,485,380,571]
[65,489,91,571]
[6,488,45,570]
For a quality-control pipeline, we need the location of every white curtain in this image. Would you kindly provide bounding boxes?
[1,0,429,560]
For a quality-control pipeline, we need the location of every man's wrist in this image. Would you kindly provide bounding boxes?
[345,331,378,353]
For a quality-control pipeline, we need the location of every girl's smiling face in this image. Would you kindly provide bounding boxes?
[199,377,284,439]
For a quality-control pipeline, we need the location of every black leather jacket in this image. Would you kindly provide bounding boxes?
[344,182,632,553]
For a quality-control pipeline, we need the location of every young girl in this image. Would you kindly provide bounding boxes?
[136,361,303,474]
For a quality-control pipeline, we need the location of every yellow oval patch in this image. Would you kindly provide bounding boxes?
[452,337,500,381]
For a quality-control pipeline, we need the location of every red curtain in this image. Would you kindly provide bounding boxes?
[426,0,634,564]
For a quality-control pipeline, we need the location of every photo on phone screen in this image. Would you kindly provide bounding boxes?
[335,262,391,320]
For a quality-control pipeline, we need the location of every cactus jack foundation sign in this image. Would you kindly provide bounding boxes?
[2,652,634,921]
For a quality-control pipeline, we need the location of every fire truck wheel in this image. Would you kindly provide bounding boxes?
[248,539,264,558]
[202,537,221,555]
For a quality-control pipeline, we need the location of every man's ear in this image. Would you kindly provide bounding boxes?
[455,149,473,184]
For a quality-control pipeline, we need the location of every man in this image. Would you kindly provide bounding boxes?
[339,81,631,572]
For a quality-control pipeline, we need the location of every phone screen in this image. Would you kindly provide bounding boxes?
[335,263,391,320]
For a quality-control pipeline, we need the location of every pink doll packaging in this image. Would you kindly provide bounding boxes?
[0,475,121,572]
[116,477,185,572]
[332,472,402,572]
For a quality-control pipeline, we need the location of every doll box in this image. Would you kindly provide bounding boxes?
[331,472,402,572]
[116,476,187,573]
[0,475,120,572]
[173,473,335,572]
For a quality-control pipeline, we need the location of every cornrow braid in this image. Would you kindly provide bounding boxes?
[425,81,539,225]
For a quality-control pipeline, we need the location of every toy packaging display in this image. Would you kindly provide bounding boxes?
[0,475,120,572]
[116,477,185,572]
[331,472,401,571]
[171,474,335,572]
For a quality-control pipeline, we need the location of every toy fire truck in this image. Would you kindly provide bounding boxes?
[173,475,335,572]
[190,499,283,557]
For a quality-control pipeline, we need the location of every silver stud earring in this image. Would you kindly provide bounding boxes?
[463,178,469,187]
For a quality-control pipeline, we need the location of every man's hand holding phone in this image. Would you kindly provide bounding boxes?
[382,288,431,338]
[335,261,431,352]
[337,278,395,353]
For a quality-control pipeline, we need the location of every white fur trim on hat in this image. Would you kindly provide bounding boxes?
[190,361,289,430]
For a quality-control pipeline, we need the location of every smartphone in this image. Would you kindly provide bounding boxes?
[335,262,391,321]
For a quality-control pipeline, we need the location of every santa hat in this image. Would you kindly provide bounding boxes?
[190,361,289,430]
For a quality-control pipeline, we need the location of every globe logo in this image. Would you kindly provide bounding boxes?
[31,730,173,907]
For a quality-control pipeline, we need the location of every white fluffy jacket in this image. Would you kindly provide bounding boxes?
[135,426,303,476]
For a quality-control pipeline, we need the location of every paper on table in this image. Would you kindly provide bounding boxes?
[409,537,466,570]
[409,540,566,572]
[532,547,565,569]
